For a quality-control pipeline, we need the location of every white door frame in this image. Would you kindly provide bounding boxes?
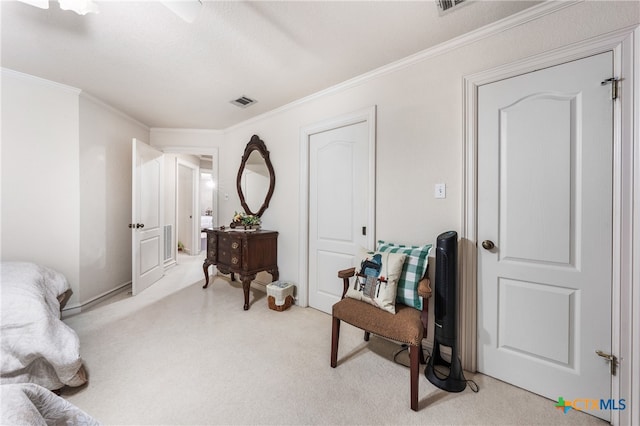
[176,158,200,256]
[162,147,219,257]
[298,106,377,307]
[462,26,639,426]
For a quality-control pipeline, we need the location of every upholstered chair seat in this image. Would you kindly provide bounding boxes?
[330,267,432,411]
[332,298,425,347]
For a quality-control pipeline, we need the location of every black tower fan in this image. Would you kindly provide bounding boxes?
[425,230,466,392]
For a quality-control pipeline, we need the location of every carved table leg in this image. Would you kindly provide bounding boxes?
[240,273,257,310]
[202,260,214,289]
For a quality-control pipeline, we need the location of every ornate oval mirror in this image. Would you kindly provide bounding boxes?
[236,135,275,217]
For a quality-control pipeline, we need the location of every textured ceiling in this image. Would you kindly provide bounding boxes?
[1,1,540,129]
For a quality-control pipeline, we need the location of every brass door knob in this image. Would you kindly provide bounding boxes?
[482,240,495,250]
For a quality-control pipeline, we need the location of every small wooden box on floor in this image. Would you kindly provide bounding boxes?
[267,281,294,311]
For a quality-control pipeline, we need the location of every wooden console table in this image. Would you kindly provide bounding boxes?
[202,228,279,310]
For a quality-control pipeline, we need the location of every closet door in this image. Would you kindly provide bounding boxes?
[308,118,374,314]
[477,52,613,420]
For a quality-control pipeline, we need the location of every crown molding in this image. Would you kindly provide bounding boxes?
[150,127,224,135]
[2,67,149,130]
[1,67,81,95]
[224,0,580,133]
[3,1,582,134]
[80,91,149,131]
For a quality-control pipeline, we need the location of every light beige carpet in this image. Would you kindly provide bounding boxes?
[62,254,605,425]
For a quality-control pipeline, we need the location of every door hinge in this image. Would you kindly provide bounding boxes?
[596,350,617,376]
[601,77,620,100]
[362,226,367,236]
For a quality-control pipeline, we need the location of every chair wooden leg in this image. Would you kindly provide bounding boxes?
[410,344,420,411]
[331,317,340,368]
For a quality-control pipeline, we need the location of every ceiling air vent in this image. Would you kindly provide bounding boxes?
[436,0,467,15]
[230,96,257,109]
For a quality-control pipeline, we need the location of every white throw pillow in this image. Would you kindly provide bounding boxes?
[345,248,406,314]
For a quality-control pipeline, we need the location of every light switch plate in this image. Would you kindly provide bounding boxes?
[435,183,446,199]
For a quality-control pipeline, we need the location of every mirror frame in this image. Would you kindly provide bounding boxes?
[236,134,275,217]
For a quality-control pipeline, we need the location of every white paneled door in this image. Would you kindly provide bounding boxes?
[477,52,613,421]
[308,119,373,314]
[132,139,164,295]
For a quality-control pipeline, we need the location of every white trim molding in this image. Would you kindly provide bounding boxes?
[462,26,639,426]
[1,67,81,95]
[224,2,577,134]
[628,25,639,426]
[160,146,220,264]
[175,157,201,256]
[61,281,131,317]
[150,127,224,136]
[298,106,377,308]
[81,92,149,130]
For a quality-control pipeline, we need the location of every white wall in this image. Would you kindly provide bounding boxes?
[148,2,639,300]
[1,69,81,303]
[78,94,150,304]
[216,1,640,297]
[1,70,150,309]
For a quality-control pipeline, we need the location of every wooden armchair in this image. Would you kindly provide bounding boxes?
[330,267,432,411]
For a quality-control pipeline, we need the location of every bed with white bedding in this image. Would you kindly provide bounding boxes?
[1,383,99,426]
[0,262,101,423]
[1,261,87,390]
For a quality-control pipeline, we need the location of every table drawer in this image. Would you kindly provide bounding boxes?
[229,237,242,267]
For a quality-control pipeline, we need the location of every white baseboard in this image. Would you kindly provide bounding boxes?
[61,282,131,318]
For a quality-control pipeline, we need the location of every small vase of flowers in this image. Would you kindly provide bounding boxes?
[230,211,261,230]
